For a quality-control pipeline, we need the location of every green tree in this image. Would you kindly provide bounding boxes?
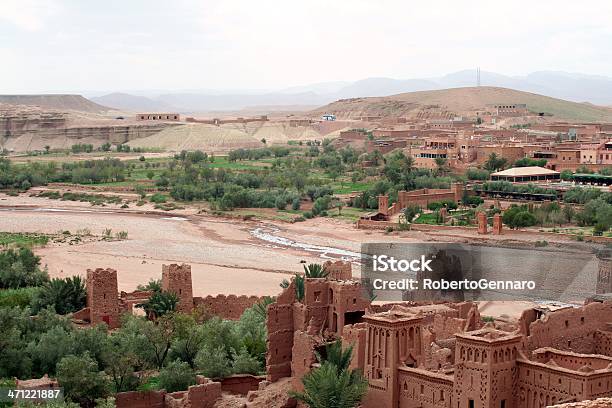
[563,204,575,223]
[290,341,367,408]
[141,314,180,368]
[195,345,232,379]
[158,359,196,392]
[32,276,86,315]
[137,291,178,320]
[303,263,329,278]
[0,247,48,289]
[169,314,207,368]
[136,278,162,293]
[56,354,110,407]
[483,153,507,172]
[231,346,262,374]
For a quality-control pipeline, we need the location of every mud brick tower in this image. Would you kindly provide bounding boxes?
[378,195,389,216]
[477,211,488,234]
[86,268,120,328]
[453,327,522,408]
[162,263,193,313]
[362,312,424,408]
[492,213,503,235]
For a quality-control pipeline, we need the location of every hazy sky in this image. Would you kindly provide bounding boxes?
[1,0,611,94]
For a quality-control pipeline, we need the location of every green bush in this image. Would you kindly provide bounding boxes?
[158,360,196,392]
[0,247,48,289]
[195,345,232,379]
[56,354,110,406]
[427,199,458,211]
[0,286,40,308]
[150,193,167,204]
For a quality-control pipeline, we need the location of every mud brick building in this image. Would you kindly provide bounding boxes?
[265,261,612,408]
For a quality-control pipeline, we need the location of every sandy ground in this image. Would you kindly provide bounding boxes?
[2,192,591,317]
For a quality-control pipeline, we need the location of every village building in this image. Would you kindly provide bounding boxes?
[490,166,561,182]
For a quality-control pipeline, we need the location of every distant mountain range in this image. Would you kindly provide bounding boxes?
[86,69,612,113]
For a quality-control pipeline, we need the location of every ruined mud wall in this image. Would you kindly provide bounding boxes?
[164,380,221,408]
[193,295,265,320]
[524,302,612,355]
[266,283,296,381]
[116,390,166,408]
[220,374,264,395]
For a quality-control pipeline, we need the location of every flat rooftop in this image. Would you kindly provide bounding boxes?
[491,166,560,177]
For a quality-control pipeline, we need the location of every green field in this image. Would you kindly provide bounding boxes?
[0,232,50,247]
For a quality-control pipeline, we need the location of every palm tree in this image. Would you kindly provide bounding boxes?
[279,264,328,302]
[251,296,275,321]
[137,291,178,320]
[315,340,352,372]
[34,276,86,315]
[303,263,329,278]
[290,340,367,408]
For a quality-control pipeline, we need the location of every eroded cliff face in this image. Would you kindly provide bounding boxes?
[0,104,174,152]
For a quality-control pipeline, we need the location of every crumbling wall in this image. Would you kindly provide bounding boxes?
[291,330,320,392]
[323,260,353,281]
[525,302,612,355]
[164,377,221,408]
[193,295,265,320]
[431,314,467,340]
[266,283,296,381]
[116,390,166,408]
[342,323,367,371]
[220,374,264,395]
[328,280,370,335]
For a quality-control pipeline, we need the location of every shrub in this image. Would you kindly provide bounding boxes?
[0,247,48,289]
[231,347,262,375]
[158,360,196,393]
[275,196,287,210]
[427,199,458,211]
[462,195,484,207]
[0,286,40,308]
[291,198,301,210]
[195,345,232,379]
[150,193,167,204]
[56,354,110,406]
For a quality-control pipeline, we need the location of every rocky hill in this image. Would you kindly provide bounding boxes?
[311,86,612,122]
[0,95,110,113]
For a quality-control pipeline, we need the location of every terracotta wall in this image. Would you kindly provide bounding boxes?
[193,294,265,320]
[525,301,612,355]
[220,374,264,395]
[116,390,165,408]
